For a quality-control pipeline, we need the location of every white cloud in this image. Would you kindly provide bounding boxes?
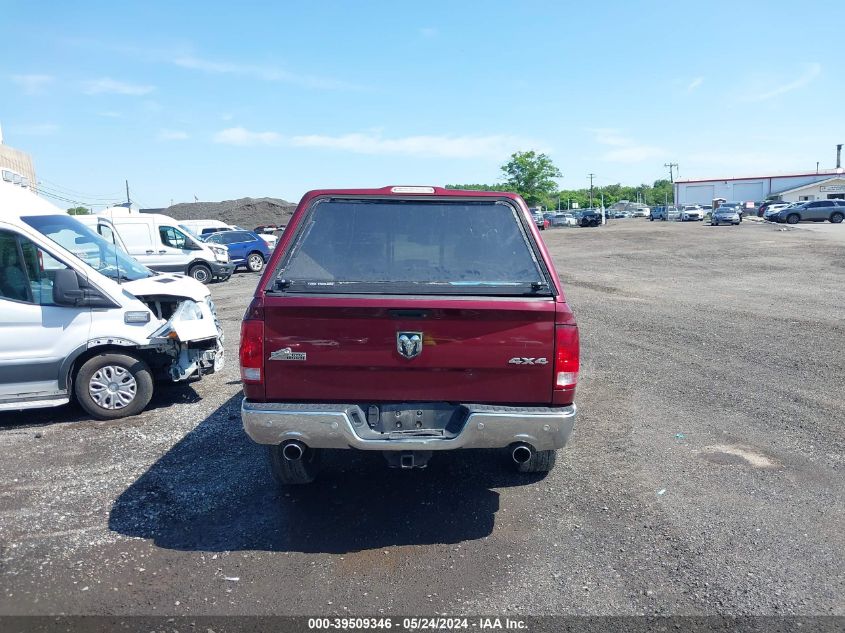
[213,127,284,146]
[212,127,534,158]
[83,77,156,95]
[289,133,532,158]
[157,129,189,141]
[10,123,59,136]
[743,63,821,102]
[687,77,704,92]
[173,55,354,90]
[591,128,664,163]
[591,128,630,147]
[11,74,53,95]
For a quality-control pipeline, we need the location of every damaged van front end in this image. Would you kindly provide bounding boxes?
[124,279,225,383]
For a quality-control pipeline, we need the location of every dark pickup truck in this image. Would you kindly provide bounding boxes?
[239,186,579,485]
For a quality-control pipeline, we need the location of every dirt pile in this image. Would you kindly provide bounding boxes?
[163,197,296,229]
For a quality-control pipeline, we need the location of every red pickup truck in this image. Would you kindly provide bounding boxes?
[239,186,579,485]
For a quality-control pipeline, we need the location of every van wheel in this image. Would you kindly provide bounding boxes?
[247,252,265,272]
[189,263,212,284]
[830,212,844,224]
[786,214,800,225]
[74,353,153,420]
[514,449,557,474]
[268,444,321,485]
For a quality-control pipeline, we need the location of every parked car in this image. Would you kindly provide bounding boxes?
[763,203,790,221]
[203,229,271,272]
[774,200,845,224]
[680,205,705,221]
[0,180,224,419]
[96,209,235,283]
[710,207,741,226]
[532,210,549,230]
[574,209,602,227]
[182,220,279,250]
[631,206,650,218]
[649,206,675,221]
[758,200,785,217]
[239,186,579,484]
[716,202,744,221]
[550,213,578,227]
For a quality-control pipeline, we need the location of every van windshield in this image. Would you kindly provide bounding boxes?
[276,199,549,295]
[22,215,153,282]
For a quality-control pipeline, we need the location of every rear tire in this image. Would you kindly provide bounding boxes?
[189,263,212,284]
[74,353,153,420]
[247,252,265,272]
[269,444,321,485]
[830,212,844,224]
[514,449,557,474]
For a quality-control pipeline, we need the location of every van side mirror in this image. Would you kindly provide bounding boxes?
[52,269,84,306]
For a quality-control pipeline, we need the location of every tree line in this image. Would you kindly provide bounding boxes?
[447,151,674,210]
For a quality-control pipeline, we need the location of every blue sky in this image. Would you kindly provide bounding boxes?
[2,0,843,208]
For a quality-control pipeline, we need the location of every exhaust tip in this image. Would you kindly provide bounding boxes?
[512,444,533,465]
[282,441,305,461]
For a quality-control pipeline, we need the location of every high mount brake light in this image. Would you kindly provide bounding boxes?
[390,186,436,194]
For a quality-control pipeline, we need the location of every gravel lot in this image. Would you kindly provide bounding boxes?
[1,220,843,616]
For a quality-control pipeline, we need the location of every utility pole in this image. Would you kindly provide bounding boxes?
[664,162,678,183]
[588,173,595,208]
[600,189,606,224]
[816,162,820,174]
[125,180,131,210]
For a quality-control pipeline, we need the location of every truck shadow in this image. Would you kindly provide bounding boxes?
[109,394,545,554]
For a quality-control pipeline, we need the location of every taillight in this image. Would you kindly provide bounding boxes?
[554,325,579,389]
[239,318,264,383]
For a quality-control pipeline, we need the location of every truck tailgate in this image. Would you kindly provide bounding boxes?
[261,296,556,405]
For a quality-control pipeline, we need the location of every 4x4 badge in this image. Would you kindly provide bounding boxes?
[508,357,548,365]
[397,332,423,359]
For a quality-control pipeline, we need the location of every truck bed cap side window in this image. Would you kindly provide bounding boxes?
[275,199,551,295]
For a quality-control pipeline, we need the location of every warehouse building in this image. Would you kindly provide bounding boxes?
[674,169,845,206]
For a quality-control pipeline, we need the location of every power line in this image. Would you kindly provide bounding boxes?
[38,178,123,200]
[36,183,124,202]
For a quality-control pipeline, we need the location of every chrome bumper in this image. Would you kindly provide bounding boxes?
[241,401,576,451]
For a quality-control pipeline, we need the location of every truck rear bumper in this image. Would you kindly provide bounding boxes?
[241,401,576,451]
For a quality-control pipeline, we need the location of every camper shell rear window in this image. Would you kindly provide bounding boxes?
[271,198,553,296]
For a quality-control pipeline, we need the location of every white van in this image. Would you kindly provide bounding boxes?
[96,208,235,283]
[75,214,130,253]
[0,183,224,419]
